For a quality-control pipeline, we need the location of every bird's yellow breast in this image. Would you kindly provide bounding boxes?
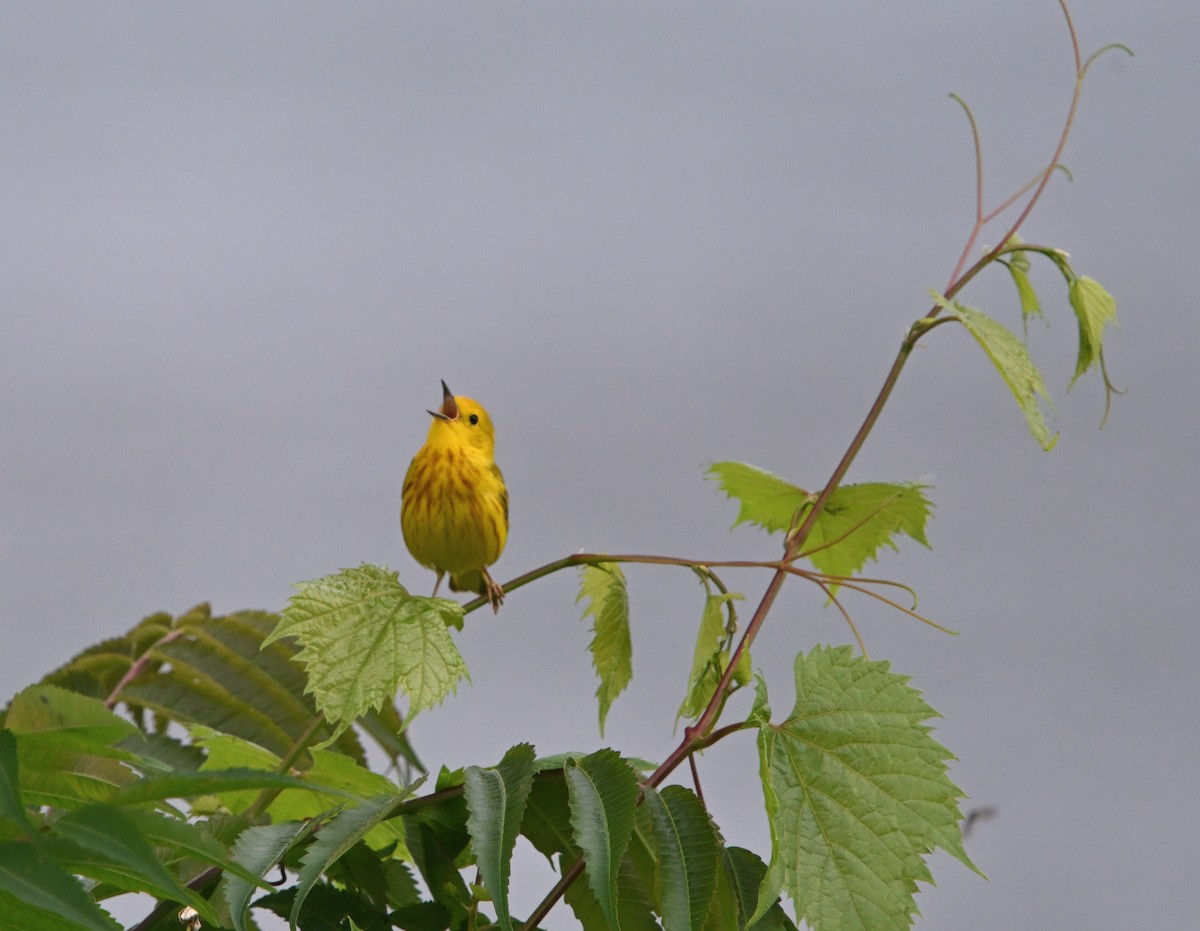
[401,428,507,576]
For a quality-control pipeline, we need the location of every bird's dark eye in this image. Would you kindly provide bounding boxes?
[469,413,479,425]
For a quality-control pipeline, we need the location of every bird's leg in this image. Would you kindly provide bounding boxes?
[481,567,505,614]
[432,571,444,597]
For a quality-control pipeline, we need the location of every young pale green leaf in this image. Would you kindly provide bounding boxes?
[464,743,536,931]
[708,464,934,584]
[223,820,321,931]
[803,482,933,585]
[931,291,1057,450]
[706,462,809,535]
[645,785,720,931]
[1068,275,1118,386]
[747,674,771,730]
[577,564,633,736]
[265,564,468,740]
[677,592,744,722]
[565,749,641,931]
[0,842,120,931]
[1000,245,1044,328]
[755,645,978,931]
[290,791,414,930]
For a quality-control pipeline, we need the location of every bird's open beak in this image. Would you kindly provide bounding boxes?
[427,379,459,421]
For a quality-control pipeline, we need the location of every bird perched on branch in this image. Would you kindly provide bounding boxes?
[401,380,508,612]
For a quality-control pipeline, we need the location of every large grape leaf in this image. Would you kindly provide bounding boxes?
[754,646,979,931]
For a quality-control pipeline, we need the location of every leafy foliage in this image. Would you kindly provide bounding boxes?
[678,589,748,722]
[2,15,1124,929]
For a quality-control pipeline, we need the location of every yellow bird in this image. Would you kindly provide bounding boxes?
[401,380,508,611]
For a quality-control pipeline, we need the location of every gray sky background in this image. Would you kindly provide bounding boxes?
[4,3,1197,929]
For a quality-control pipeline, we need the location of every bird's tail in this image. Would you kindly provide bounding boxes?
[448,570,485,595]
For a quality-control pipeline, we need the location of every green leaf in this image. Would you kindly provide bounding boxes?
[644,785,719,931]
[0,842,120,931]
[931,291,1058,450]
[51,805,217,923]
[4,689,142,811]
[564,851,661,931]
[1000,246,1043,328]
[1067,275,1118,386]
[565,749,641,931]
[717,847,796,931]
[109,768,320,807]
[39,611,173,702]
[52,607,369,766]
[706,462,809,535]
[119,808,267,887]
[577,564,633,736]
[4,685,137,748]
[290,791,414,930]
[192,727,407,852]
[803,482,933,585]
[520,770,576,862]
[223,820,321,931]
[747,675,771,730]
[257,882,391,931]
[464,743,536,931]
[402,796,473,926]
[677,593,745,723]
[0,730,36,836]
[708,464,934,583]
[265,565,469,740]
[755,646,978,931]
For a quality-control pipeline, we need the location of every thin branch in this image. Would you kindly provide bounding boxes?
[524,858,586,931]
[941,0,1086,299]
[950,92,985,223]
